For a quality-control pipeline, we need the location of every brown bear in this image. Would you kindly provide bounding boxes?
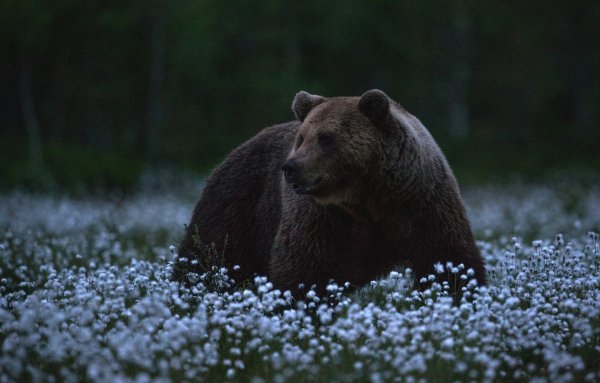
[174,90,486,298]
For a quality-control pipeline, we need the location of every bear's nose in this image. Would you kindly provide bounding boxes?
[282,159,299,183]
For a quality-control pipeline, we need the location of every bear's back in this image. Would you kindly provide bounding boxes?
[176,122,298,283]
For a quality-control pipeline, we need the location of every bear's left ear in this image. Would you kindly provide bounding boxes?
[359,89,393,130]
[292,91,326,122]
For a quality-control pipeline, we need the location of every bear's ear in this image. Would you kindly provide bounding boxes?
[359,89,392,130]
[292,91,326,122]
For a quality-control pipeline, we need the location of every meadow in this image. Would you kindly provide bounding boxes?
[1,175,599,383]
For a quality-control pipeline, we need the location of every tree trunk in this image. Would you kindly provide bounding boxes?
[146,0,166,163]
[447,2,471,140]
[568,4,592,142]
[19,58,45,176]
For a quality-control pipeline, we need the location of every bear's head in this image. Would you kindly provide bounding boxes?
[282,89,398,204]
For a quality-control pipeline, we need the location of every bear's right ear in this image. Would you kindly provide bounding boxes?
[359,89,393,130]
[292,91,326,122]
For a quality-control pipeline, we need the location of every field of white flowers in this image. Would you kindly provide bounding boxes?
[1,176,599,383]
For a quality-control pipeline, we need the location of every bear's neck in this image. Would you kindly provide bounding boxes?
[362,134,439,218]
[336,129,457,224]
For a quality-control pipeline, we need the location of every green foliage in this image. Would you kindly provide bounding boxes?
[0,137,142,193]
[44,141,143,192]
[173,226,233,291]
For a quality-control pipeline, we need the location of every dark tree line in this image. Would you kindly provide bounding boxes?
[1,1,599,189]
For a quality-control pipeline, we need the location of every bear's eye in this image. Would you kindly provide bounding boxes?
[296,134,304,148]
[318,134,335,148]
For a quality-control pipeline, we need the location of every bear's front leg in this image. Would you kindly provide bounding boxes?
[269,201,370,298]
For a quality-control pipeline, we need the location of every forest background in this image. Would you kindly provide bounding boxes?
[1,1,598,191]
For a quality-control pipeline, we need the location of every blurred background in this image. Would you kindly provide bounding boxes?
[1,0,599,192]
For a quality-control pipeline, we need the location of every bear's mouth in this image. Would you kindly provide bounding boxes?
[292,177,323,195]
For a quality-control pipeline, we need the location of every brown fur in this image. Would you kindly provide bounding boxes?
[175,90,486,298]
